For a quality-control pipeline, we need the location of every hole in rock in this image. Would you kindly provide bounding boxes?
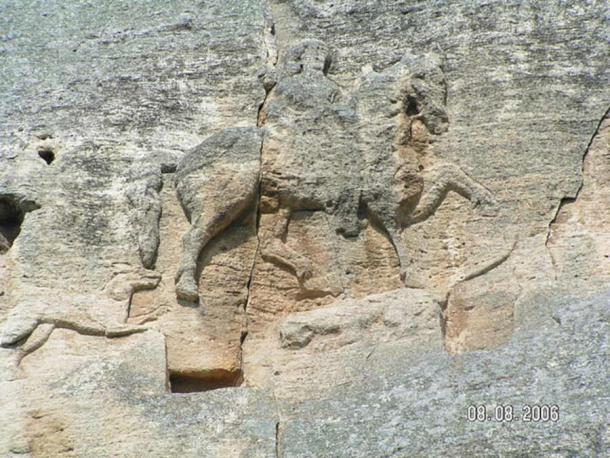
[161,163,177,174]
[405,95,420,116]
[0,198,26,252]
[323,54,333,75]
[169,369,243,393]
[38,147,55,164]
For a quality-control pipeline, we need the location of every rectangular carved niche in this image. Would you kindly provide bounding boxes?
[169,369,243,393]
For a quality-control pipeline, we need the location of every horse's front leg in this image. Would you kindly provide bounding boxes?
[259,208,314,283]
[411,163,497,223]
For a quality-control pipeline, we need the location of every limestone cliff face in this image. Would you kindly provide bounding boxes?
[0,1,608,456]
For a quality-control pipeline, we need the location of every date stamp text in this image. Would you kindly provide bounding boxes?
[466,404,560,422]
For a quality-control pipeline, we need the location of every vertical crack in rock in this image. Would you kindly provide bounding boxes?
[126,291,135,321]
[270,381,283,458]
[164,337,170,392]
[243,137,266,312]
[275,420,281,458]
[239,5,278,380]
[545,107,610,277]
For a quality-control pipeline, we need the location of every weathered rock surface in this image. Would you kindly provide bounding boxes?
[0,0,608,456]
[279,291,610,457]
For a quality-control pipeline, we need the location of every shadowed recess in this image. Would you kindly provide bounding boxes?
[38,147,55,165]
[0,195,40,253]
[0,197,26,252]
[169,369,243,393]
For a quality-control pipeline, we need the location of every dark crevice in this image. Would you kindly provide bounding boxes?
[164,339,170,392]
[322,54,332,76]
[275,420,281,458]
[126,287,140,321]
[240,330,248,345]
[257,88,272,127]
[256,78,273,125]
[356,191,367,220]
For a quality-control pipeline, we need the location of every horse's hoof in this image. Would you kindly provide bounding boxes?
[479,196,499,217]
[175,277,199,303]
[296,262,314,282]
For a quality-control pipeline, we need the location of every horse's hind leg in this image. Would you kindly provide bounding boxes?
[380,222,415,287]
[175,190,257,303]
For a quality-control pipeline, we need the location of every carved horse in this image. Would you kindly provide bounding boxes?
[174,40,496,302]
